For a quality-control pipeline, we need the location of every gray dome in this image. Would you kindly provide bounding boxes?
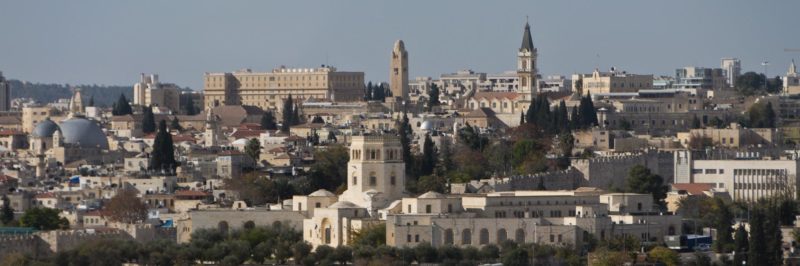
[420,120,434,131]
[58,117,109,149]
[32,118,60,138]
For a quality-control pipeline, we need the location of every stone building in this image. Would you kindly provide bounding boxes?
[203,66,365,110]
[572,68,653,95]
[674,150,800,202]
[389,40,409,104]
[133,73,181,112]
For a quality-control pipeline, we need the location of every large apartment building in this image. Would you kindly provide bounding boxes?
[203,66,365,111]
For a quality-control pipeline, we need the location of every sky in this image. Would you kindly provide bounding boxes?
[0,0,798,90]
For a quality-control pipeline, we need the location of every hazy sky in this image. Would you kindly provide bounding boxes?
[1,0,798,89]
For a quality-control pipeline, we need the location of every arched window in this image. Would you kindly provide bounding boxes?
[353,175,357,185]
[444,229,454,245]
[515,229,525,243]
[217,221,229,233]
[390,174,396,186]
[462,229,472,245]
[497,229,507,243]
[479,229,489,245]
[369,173,377,186]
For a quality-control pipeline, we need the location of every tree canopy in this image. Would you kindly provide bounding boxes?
[149,120,177,172]
[19,207,68,230]
[105,188,147,224]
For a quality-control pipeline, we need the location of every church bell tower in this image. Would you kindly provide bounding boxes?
[517,20,538,101]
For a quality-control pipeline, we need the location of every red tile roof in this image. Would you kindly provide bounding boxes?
[175,190,210,197]
[471,92,521,101]
[0,175,16,182]
[230,129,265,139]
[672,183,714,195]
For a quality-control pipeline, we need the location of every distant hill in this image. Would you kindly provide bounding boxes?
[8,80,133,107]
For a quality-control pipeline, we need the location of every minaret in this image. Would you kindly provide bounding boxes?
[389,40,409,104]
[517,20,538,101]
[789,59,797,76]
[204,109,220,147]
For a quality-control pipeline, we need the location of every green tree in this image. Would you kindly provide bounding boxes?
[691,115,702,129]
[260,111,277,130]
[327,130,337,143]
[428,83,440,112]
[413,242,438,263]
[419,134,438,176]
[625,165,668,207]
[710,197,734,252]
[647,246,680,266]
[748,208,766,266]
[332,246,353,264]
[19,207,68,230]
[281,94,295,133]
[169,116,182,131]
[142,106,156,134]
[291,241,312,264]
[112,94,133,115]
[416,175,447,194]
[1,195,13,225]
[87,95,94,107]
[501,247,530,266]
[351,223,386,247]
[306,144,349,192]
[733,224,749,265]
[182,95,198,115]
[311,115,325,124]
[245,138,261,165]
[149,120,177,172]
[105,188,147,224]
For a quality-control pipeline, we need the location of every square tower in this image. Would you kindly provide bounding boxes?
[339,135,406,208]
[389,40,409,103]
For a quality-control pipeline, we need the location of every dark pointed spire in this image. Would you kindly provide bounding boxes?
[520,21,534,52]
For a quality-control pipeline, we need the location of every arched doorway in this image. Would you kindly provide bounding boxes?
[321,218,332,244]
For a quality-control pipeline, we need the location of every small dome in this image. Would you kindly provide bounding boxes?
[309,189,335,197]
[418,191,445,199]
[329,201,360,209]
[420,120,434,131]
[32,118,60,138]
[58,117,109,149]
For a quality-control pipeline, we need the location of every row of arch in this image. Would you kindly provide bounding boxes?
[444,228,525,245]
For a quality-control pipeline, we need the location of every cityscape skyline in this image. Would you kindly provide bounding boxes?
[0,0,798,89]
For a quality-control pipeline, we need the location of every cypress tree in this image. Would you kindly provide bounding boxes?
[558,100,570,133]
[327,131,337,143]
[733,224,748,265]
[113,94,132,115]
[142,106,156,134]
[87,95,95,107]
[150,120,176,173]
[520,112,525,124]
[420,134,438,176]
[570,106,579,130]
[281,95,294,133]
[365,81,373,101]
[261,111,277,130]
[748,208,766,266]
[428,84,440,112]
[1,195,13,225]
[170,117,182,131]
[765,102,776,128]
[292,104,302,125]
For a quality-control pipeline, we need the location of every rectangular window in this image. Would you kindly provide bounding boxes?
[425,205,432,213]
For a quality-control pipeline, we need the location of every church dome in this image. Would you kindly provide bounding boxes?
[329,201,360,209]
[418,191,445,199]
[309,189,336,197]
[420,120,434,131]
[58,117,109,149]
[32,118,60,138]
